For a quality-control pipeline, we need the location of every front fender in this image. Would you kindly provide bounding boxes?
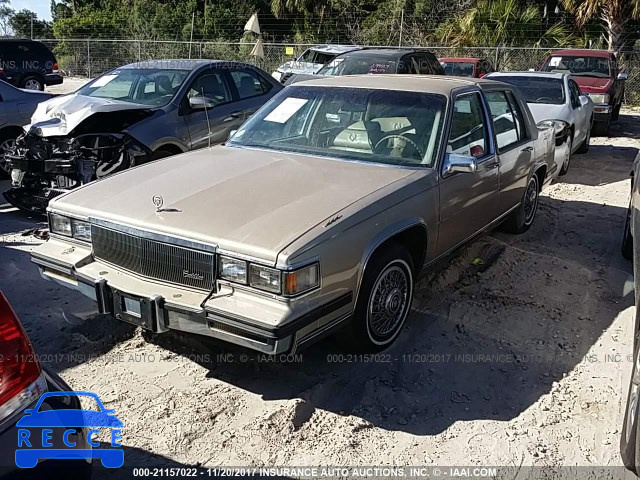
[354,218,428,305]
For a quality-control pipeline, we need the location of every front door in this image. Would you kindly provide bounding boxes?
[437,91,500,254]
[569,78,588,145]
[181,70,244,150]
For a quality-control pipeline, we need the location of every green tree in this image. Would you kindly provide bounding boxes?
[561,0,640,50]
[9,10,52,38]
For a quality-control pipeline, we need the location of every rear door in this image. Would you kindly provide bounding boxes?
[437,91,500,253]
[227,68,277,120]
[485,89,533,212]
[180,69,244,150]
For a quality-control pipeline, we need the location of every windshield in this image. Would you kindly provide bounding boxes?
[492,76,565,105]
[318,55,398,76]
[441,62,475,77]
[543,55,611,78]
[77,68,190,106]
[228,86,447,167]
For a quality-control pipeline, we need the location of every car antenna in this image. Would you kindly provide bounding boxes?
[201,86,212,148]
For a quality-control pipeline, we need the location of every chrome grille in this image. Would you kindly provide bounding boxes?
[91,225,215,290]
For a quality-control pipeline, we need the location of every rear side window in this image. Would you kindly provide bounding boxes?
[230,70,271,99]
[485,91,526,151]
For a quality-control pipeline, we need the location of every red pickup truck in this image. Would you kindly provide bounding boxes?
[540,49,627,136]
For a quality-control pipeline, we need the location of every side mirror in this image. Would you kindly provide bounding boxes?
[443,153,477,176]
[618,72,629,81]
[189,96,215,110]
[580,95,589,107]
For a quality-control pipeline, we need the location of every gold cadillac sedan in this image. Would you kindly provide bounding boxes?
[31,75,556,354]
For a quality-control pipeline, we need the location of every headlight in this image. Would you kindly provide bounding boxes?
[71,219,92,242]
[588,93,610,104]
[219,255,320,296]
[249,264,281,294]
[219,256,247,284]
[49,213,92,241]
[49,213,72,237]
[284,263,320,296]
[537,119,569,136]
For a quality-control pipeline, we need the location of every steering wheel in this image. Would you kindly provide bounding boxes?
[374,134,424,159]
[535,96,556,103]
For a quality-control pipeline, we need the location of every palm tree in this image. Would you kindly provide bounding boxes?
[437,0,575,48]
[561,0,640,51]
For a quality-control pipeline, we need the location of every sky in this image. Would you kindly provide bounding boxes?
[10,0,52,21]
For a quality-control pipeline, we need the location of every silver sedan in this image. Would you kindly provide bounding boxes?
[486,71,594,177]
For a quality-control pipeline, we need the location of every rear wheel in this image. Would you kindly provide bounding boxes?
[592,118,611,137]
[502,174,539,234]
[576,121,591,154]
[21,76,44,91]
[612,102,622,121]
[347,244,414,352]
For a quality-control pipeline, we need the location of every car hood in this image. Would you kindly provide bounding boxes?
[27,94,152,137]
[527,103,568,123]
[52,146,415,263]
[571,76,613,93]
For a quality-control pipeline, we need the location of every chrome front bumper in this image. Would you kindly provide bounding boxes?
[31,243,353,355]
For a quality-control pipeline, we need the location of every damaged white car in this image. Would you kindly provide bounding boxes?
[3,59,282,213]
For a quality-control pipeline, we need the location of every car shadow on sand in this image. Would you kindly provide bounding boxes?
[141,193,633,436]
[560,113,639,187]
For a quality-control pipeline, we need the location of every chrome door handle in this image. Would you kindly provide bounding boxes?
[485,161,500,169]
[521,146,533,152]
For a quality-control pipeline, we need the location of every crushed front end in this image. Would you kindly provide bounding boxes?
[3,130,151,214]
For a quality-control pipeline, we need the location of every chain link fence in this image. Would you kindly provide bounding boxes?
[38,39,640,106]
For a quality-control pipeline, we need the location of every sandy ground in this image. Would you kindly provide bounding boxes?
[45,76,90,94]
[1,113,640,478]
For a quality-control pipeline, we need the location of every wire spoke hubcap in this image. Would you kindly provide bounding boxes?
[368,265,409,338]
[524,179,538,224]
[24,80,40,90]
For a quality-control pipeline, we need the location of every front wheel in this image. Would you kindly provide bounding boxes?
[0,134,17,178]
[559,135,572,176]
[502,174,539,234]
[347,244,414,352]
[623,200,634,260]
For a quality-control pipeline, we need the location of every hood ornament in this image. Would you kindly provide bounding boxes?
[152,195,164,212]
[153,195,181,213]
